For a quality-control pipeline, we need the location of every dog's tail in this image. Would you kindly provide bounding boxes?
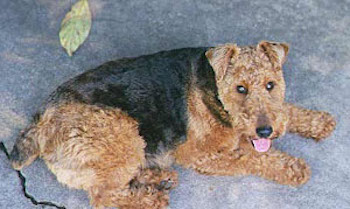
[10,122,40,170]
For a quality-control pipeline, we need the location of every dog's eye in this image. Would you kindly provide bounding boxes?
[266,82,274,91]
[237,85,248,94]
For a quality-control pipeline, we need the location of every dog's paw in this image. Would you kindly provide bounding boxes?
[285,158,311,186]
[141,185,170,209]
[133,168,178,192]
[312,112,336,141]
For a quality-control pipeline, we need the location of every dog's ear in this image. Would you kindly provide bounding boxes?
[205,44,240,81]
[257,41,289,67]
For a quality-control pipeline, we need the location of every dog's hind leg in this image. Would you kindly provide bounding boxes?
[89,182,171,209]
[10,124,40,170]
[86,164,176,209]
[90,153,178,209]
[91,168,176,209]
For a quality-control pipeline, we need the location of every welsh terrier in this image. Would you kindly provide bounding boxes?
[10,41,336,208]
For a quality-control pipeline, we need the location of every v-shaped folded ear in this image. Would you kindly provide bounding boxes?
[257,41,289,67]
[205,44,240,81]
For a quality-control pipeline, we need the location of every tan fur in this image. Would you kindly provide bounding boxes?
[11,125,40,170]
[38,103,146,190]
[21,103,156,208]
[11,41,336,208]
[206,43,240,81]
[285,103,336,141]
[175,41,335,187]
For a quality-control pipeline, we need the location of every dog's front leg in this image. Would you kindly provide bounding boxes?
[176,143,311,186]
[284,103,336,141]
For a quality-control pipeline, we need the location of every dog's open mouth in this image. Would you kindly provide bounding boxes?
[251,138,271,152]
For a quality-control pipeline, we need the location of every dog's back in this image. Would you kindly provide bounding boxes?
[11,47,211,169]
[47,47,210,153]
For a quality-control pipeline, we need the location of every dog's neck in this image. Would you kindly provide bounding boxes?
[192,52,233,128]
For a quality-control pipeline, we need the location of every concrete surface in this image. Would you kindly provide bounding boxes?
[0,0,349,208]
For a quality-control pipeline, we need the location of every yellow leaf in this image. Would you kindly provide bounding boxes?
[59,0,91,56]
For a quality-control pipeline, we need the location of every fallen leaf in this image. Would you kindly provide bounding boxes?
[59,0,91,56]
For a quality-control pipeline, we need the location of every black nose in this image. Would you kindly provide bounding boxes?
[256,126,273,138]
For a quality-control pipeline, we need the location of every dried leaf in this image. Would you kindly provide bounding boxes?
[59,0,91,56]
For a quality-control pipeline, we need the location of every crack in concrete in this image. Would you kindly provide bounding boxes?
[0,142,66,209]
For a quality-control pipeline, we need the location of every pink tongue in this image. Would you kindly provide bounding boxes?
[252,138,271,152]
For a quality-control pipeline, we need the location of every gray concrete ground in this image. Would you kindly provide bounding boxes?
[1,0,350,208]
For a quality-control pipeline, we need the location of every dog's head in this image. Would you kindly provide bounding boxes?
[206,41,290,152]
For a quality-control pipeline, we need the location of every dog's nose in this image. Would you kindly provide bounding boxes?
[256,126,273,138]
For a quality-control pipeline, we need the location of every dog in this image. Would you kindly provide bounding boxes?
[10,41,336,208]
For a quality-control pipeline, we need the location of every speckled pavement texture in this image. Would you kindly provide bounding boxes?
[0,0,349,208]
